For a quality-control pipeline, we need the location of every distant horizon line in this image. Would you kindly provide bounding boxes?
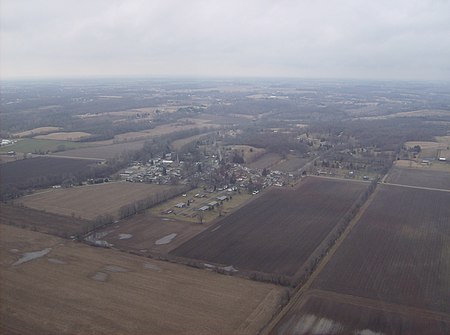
[1,74,449,84]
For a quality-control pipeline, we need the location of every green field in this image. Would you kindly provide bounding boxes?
[0,138,90,154]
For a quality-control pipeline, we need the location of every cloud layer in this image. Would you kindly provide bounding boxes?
[1,0,449,80]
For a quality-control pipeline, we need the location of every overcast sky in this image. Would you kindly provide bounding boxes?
[1,0,449,80]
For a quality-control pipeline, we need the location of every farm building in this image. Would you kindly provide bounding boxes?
[208,201,218,208]
[1,139,13,146]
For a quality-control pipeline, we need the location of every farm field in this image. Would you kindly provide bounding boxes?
[0,155,16,164]
[112,119,215,142]
[0,224,285,335]
[13,126,61,138]
[405,139,450,160]
[50,139,150,159]
[34,131,92,141]
[171,132,211,151]
[49,124,215,159]
[0,204,90,237]
[385,165,450,190]
[0,156,99,191]
[270,292,450,335]
[272,154,309,172]
[93,212,206,254]
[0,138,89,154]
[226,145,266,163]
[312,184,450,314]
[18,182,181,220]
[246,152,283,169]
[75,105,182,119]
[392,159,450,171]
[171,177,368,278]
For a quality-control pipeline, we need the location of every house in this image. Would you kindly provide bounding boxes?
[217,195,229,201]
[175,202,187,208]
[198,206,209,211]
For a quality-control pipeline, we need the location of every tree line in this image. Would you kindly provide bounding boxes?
[118,185,191,219]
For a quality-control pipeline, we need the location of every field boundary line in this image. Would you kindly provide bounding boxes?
[236,289,284,335]
[383,182,450,193]
[306,289,450,323]
[291,179,370,280]
[261,186,380,335]
[46,154,106,161]
[309,174,369,184]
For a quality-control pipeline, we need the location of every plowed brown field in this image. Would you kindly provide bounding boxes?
[312,184,450,314]
[172,177,368,278]
[18,182,178,220]
[270,291,450,335]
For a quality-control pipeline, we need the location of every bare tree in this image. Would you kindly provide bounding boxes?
[197,210,204,224]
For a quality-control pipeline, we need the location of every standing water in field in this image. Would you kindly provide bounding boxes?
[13,248,52,266]
[155,233,177,245]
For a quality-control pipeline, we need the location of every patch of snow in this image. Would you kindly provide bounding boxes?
[94,231,112,239]
[293,314,343,335]
[104,265,128,272]
[155,233,177,245]
[95,240,113,247]
[311,317,342,334]
[92,272,108,282]
[118,233,132,240]
[294,314,317,334]
[143,262,161,271]
[356,330,385,335]
[85,233,113,247]
[222,265,238,272]
[204,263,215,269]
[47,258,66,265]
[13,248,52,266]
[9,249,19,253]
[84,231,111,242]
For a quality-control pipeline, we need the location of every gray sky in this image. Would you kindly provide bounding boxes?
[1,0,450,80]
